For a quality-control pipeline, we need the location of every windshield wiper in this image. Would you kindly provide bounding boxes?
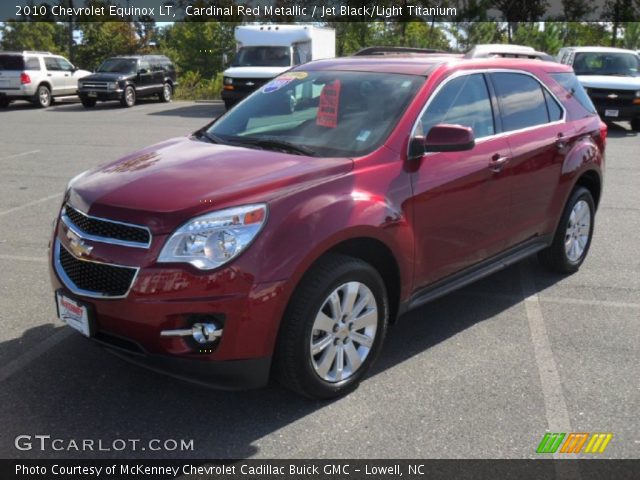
[231,137,317,156]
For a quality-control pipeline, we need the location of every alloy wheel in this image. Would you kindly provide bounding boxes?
[310,282,378,383]
[564,199,591,262]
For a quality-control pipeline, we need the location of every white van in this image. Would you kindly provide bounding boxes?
[221,25,335,110]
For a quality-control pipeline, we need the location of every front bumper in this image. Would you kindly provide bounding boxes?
[220,88,251,106]
[49,215,288,389]
[78,89,123,101]
[591,99,640,121]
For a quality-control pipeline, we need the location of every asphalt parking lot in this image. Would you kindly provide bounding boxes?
[0,99,638,460]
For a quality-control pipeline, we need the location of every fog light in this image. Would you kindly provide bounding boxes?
[160,321,223,344]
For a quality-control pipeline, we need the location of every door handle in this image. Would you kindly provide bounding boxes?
[64,74,69,77]
[47,73,52,77]
[555,133,566,150]
[489,153,510,173]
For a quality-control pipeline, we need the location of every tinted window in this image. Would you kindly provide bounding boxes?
[293,47,301,65]
[543,89,563,121]
[551,72,596,114]
[0,55,25,70]
[44,57,61,71]
[418,73,495,139]
[139,60,150,72]
[491,73,549,131]
[97,58,137,74]
[57,57,74,71]
[25,57,41,70]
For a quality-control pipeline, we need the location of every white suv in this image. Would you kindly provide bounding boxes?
[0,51,91,108]
[557,46,640,131]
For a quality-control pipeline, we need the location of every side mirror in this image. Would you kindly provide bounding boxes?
[138,68,148,75]
[424,124,475,152]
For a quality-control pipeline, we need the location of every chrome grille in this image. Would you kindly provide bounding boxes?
[81,82,108,90]
[62,204,151,248]
[55,241,138,298]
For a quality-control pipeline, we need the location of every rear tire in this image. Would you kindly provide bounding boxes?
[159,82,172,102]
[0,97,9,108]
[34,85,51,108]
[631,118,640,132]
[80,97,96,108]
[538,186,595,274]
[120,86,135,107]
[274,254,388,399]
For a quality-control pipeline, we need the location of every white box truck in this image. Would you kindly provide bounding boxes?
[221,24,336,110]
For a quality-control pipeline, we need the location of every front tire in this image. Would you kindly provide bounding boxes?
[274,254,388,399]
[159,82,172,102]
[34,85,51,108]
[538,186,595,274]
[120,86,135,107]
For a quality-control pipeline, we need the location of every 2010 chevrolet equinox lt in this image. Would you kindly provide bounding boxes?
[51,55,605,399]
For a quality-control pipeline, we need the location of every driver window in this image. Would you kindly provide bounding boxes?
[57,58,74,71]
[418,73,495,139]
[139,60,150,72]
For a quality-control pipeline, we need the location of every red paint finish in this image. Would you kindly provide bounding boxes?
[49,56,604,385]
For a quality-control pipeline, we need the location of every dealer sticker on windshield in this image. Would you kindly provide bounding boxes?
[262,72,308,93]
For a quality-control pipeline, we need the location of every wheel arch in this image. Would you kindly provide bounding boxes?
[574,169,602,210]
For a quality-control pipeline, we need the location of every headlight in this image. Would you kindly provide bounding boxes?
[107,82,118,90]
[636,90,640,98]
[223,77,233,85]
[78,82,84,88]
[158,204,268,270]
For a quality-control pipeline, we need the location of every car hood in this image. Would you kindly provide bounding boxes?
[80,72,132,82]
[68,136,352,234]
[223,66,290,79]
[577,75,640,90]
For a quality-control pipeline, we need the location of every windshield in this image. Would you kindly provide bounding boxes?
[206,70,424,157]
[97,58,137,74]
[232,47,291,67]
[573,52,640,77]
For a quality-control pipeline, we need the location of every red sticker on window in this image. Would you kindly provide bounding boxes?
[316,80,341,128]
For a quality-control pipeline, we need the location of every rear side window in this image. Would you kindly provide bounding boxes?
[550,72,597,114]
[44,57,61,71]
[25,57,41,70]
[0,55,24,70]
[543,89,563,121]
[418,73,495,139]
[491,72,549,131]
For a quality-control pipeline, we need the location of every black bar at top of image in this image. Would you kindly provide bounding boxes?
[1,0,639,23]
[2,459,640,480]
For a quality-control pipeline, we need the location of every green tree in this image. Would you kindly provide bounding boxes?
[74,22,138,70]
[0,21,66,54]
[622,22,640,49]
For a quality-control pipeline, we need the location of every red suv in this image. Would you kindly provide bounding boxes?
[50,55,605,399]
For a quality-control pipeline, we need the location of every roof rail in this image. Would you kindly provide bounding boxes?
[23,50,53,55]
[353,46,446,56]
[465,44,555,62]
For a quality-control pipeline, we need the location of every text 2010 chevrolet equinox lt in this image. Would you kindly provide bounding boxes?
[51,55,605,399]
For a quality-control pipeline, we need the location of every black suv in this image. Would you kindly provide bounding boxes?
[78,55,177,108]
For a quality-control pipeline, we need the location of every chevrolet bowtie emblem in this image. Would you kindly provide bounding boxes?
[66,230,93,257]
[246,81,255,86]
[607,93,618,99]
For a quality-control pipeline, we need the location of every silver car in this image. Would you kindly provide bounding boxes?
[0,51,91,108]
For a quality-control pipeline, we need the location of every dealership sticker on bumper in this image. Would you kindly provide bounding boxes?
[604,109,619,117]
[56,292,92,337]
